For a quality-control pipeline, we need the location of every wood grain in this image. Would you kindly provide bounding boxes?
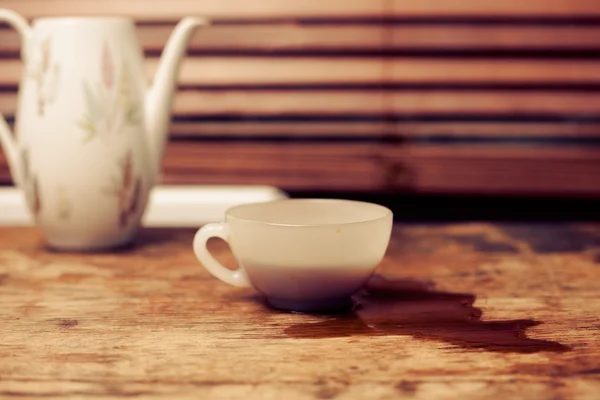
[0,223,598,399]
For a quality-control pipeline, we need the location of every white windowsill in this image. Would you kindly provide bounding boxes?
[0,185,288,227]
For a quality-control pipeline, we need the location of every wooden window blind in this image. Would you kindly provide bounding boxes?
[1,0,599,196]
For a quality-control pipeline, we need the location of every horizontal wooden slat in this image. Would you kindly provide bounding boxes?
[390,0,600,17]
[0,0,385,20]
[159,143,600,195]
[0,58,375,86]
[3,120,600,138]
[385,145,600,196]
[3,58,600,88]
[10,25,386,55]
[390,122,600,139]
[2,0,599,20]
[169,121,390,137]
[4,90,600,116]
[4,120,599,138]
[156,58,600,86]
[173,90,600,115]
[131,25,600,52]
[3,24,600,56]
[2,141,598,195]
[169,121,600,138]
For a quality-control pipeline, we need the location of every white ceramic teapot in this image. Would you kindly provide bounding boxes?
[0,9,208,251]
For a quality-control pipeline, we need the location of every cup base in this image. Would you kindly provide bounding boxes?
[266,296,351,313]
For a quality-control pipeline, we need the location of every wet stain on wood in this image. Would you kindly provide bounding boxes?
[284,275,569,353]
[52,319,79,328]
[500,224,600,253]
[395,380,418,395]
[445,234,519,253]
[50,353,122,364]
[391,230,518,255]
[314,385,344,399]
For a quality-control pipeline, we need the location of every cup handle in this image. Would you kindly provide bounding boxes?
[193,223,251,288]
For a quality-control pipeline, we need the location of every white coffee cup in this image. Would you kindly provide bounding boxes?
[193,198,393,312]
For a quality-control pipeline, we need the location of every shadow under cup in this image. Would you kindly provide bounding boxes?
[194,199,394,312]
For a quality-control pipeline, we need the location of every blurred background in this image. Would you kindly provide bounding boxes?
[1,0,599,220]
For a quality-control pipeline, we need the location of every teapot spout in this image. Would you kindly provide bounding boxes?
[145,17,209,182]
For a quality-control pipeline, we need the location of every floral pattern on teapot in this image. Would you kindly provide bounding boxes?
[20,149,73,221]
[102,150,142,228]
[26,36,60,116]
[20,148,41,216]
[77,43,142,144]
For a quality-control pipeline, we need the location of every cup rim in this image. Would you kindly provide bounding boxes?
[225,198,393,227]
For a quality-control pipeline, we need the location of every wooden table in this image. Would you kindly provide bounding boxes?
[1,223,599,399]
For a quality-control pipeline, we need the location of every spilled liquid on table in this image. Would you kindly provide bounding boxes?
[282,275,569,353]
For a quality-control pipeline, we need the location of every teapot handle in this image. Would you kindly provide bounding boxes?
[0,9,30,187]
[0,9,32,60]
